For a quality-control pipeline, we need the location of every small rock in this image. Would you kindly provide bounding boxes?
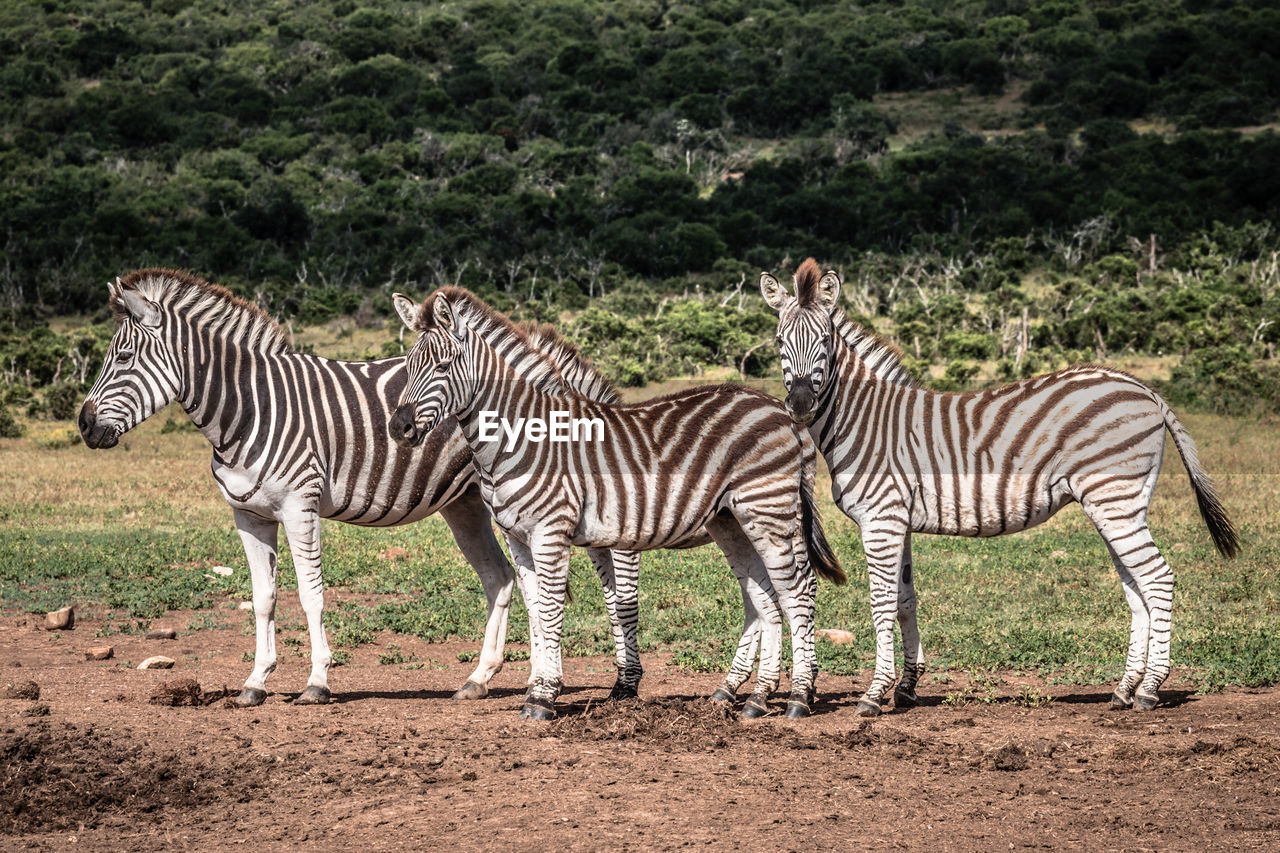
[816,628,856,644]
[1,680,40,700]
[377,546,410,561]
[21,703,50,717]
[237,601,254,611]
[1049,550,1069,560]
[145,629,178,640]
[992,743,1029,771]
[211,565,234,576]
[84,646,114,661]
[43,606,74,631]
[138,656,176,670]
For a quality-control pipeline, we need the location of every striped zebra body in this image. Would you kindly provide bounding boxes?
[391,293,677,697]
[78,269,636,705]
[391,289,844,720]
[762,259,1239,715]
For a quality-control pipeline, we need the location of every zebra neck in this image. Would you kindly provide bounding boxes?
[810,333,884,453]
[453,354,558,470]
[176,320,302,461]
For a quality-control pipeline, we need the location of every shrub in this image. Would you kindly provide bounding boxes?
[1161,346,1280,416]
[0,405,22,439]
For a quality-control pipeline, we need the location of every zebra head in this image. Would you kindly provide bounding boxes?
[80,278,183,449]
[760,258,841,426]
[389,292,473,448]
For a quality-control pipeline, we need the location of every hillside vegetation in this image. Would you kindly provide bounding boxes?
[1,0,1278,430]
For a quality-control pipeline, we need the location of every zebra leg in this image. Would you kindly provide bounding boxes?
[894,533,925,709]
[1098,534,1149,710]
[741,572,784,719]
[520,530,573,721]
[587,548,644,700]
[711,569,763,703]
[858,523,910,716]
[439,491,517,700]
[776,535,819,720]
[706,514,784,718]
[281,508,333,705]
[506,534,545,690]
[1087,504,1173,711]
[232,509,279,708]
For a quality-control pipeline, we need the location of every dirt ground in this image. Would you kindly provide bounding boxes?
[2,607,1278,852]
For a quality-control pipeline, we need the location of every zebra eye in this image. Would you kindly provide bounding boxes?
[435,362,450,373]
[116,351,133,364]
[775,334,783,346]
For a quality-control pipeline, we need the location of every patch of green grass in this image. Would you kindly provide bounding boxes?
[377,643,416,666]
[2,409,1276,692]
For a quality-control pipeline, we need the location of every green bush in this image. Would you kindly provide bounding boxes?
[1161,346,1280,416]
[0,405,22,439]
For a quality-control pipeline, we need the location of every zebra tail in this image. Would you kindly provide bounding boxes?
[1157,395,1240,558]
[800,472,846,585]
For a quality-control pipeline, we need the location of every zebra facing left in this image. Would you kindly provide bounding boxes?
[78,268,638,707]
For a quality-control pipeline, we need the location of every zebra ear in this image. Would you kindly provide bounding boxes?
[107,277,122,301]
[759,272,789,311]
[119,288,161,328]
[815,270,841,311]
[392,293,420,331]
[432,294,463,340]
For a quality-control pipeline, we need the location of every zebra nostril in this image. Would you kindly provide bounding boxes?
[78,401,96,438]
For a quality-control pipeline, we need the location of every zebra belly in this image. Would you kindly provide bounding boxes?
[914,471,1077,537]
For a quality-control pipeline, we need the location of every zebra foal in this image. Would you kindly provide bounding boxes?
[389,289,844,720]
[762,258,1238,715]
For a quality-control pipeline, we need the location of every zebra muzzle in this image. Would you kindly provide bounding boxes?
[388,404,424,448]
[78,401,120,449]
[785,379,817,425]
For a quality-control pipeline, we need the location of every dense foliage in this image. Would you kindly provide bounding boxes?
[1,0,1278,424]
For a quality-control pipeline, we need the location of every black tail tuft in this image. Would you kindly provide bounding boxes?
[1193,479,1240,559]
[799,474,846,585]
[1157,396,1241,560]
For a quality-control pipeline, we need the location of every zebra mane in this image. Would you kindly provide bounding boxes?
[832,311,919,388]
[793,257,824,308]
[113,268,290,355]
[418,287,577,397]
[518,321,622,405]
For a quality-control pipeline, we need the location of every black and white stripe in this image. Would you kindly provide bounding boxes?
[79,269,633,705]
[391,288,845,720]
[763,259,1239,715]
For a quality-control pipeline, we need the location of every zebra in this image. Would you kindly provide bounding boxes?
[77,268,642,706]
[387,294,809,711]
[388,288,845,720]
[761,258,1239,715]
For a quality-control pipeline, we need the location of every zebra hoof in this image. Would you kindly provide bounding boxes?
[855,697,882,717]
[740,699,770,719]
[709,687,736,704]
[235,687,267,708]
[1110,690,1134,710]
[1133,692,1159,711]
[519,699,556,721]
[784,701,811,719]
[451,680,488,701]
[608,683,639,701]
[293,685,331,705]
[893,687,919,708]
